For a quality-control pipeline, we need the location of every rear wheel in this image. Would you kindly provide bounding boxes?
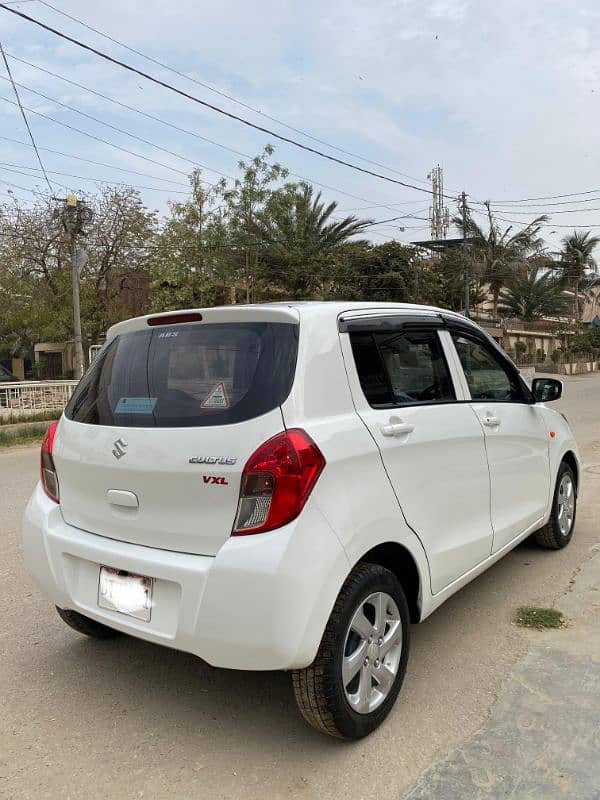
[534,462,577,549]
[56,607,121,639]
[292,563,410,739]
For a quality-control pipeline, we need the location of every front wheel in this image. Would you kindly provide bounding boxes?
[292,563,410,739]
[534,461,577,549]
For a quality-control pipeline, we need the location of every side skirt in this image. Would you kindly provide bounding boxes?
[419,516,545,621]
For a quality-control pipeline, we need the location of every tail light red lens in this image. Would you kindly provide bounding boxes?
[232,429,325,536]
[41,420,60,503]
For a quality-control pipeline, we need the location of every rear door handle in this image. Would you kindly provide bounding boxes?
[483,416,501,427]
[381,421,415,437]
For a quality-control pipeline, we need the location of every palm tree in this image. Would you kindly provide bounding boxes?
[560,231,600,321]
[457,202,548,316]
[258,182,373,296]
[260,183,372,261]
[498,266,569,321]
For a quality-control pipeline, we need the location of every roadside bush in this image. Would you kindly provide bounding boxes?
[514,340,527,362]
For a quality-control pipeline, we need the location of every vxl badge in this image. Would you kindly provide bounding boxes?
[112,438,128,459]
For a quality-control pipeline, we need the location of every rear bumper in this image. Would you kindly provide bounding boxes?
[23,483,350,670]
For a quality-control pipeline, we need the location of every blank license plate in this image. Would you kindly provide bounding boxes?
[98,566,153,622]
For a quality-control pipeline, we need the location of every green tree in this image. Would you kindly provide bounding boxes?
[259,183,372,296]
[82,186,158,344]
[560,230,600,321]
[457,202,548,316]
[320,240,415,302]
[417,248,486,312]
[148,171,231,310]
[221,145,289,302]
[0,187,157,367]
[498,266,569,320]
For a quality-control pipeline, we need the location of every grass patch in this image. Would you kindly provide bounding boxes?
[0,410,61,426]
[516,606,564,630]
[0,424,48,448]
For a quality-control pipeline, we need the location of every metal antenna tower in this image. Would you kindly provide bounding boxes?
[427,165,450,240]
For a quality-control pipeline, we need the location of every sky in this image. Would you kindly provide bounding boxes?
[2,0,600,252]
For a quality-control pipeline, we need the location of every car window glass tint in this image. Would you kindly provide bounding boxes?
[376,331,455,405]
[452,334,522,402]
[349,332,392,406]
[350,328,455,407]
[65,322,298,427]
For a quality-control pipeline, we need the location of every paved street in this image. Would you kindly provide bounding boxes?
[1,373,599,800]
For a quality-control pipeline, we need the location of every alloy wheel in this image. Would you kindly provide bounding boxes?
[342,591,403,714]
[557,473,575,536]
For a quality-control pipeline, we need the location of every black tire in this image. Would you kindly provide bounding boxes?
[56,607,121,639]
[292,563,410,740]
[534,461,577,549]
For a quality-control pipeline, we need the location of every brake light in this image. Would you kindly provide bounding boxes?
[232,429,325,535]
[147,312,203,326]
[41,420,60,503]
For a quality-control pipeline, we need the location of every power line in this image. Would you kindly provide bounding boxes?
[0,176,45,195]
[2,52,423,215]
[0,3,449,199]
[0,75,235,182]
[5,51,252,161]
[0,93,209,182]
[338,202,431,212]
[490,206,600,216]
[0,134,191,187]
[0,164,416,234]
[485,196,600,209]
[364,214,429,227]
[0,39,53,193]
[490,189,600,204]
[471,206,600,231]
[0,161,191,193]
[35,0,437,190]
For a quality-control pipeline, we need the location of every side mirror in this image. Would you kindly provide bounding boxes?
[532,377,563,403]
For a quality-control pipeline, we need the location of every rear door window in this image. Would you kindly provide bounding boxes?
[65,322,298,427]
[349,328,456,407]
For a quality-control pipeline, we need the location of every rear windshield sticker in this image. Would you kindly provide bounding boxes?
[201,382,229,409]
[115,397,157,414]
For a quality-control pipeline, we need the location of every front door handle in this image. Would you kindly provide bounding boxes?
[381,421,415,437]
[483,416,501,427]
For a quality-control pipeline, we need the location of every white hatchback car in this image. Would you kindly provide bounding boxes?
[24,302,579,739]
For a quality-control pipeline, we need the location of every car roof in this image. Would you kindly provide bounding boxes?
[108,301,473,337]
[223,301,473,328]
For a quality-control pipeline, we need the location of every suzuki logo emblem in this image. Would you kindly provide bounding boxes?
[112,438,128,459]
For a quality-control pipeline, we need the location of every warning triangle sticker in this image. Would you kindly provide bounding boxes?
[201,382,229,409]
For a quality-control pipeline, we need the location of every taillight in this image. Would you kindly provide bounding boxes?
[232,429,325,536]
[41,420,60,503]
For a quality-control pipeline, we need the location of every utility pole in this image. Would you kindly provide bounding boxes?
[60,194,92,379]
[428,165,450,241]
[459,191,470,318]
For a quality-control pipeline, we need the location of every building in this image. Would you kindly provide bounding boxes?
[34,341,77,379]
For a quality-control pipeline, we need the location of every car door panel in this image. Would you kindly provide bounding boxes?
[450,331,550,552]
[341,320,494,595]
[469,402,550,548]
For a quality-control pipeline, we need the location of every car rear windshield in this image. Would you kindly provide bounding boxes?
[65,321,298,427]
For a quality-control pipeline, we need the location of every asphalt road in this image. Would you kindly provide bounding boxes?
[1,373,599,800]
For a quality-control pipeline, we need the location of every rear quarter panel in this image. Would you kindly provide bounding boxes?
[280,310,431,617]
